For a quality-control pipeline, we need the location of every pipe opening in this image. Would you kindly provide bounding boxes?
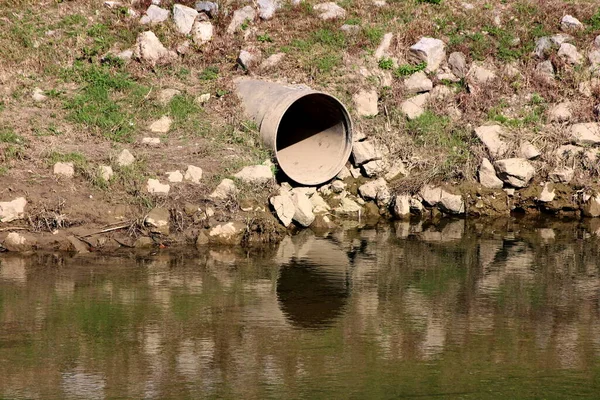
[275,93,352,185]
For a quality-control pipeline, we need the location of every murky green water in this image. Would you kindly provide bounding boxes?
[2,219,600,399]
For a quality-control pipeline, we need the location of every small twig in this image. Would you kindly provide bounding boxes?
[0,227,29,232]
[78,223,132,238]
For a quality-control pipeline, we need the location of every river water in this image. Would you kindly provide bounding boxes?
[1,219,600,399]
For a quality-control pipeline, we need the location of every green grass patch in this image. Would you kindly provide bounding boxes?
[0,129,24,144]
[378,57,394,70]
[257,33,273,43]
[587,9,600,31]
[313,28,346,48]
[199,66,219,80]
[394,62,427,77]
[45,151,87,166]
[315,54,341,73]
[363,26,384,45]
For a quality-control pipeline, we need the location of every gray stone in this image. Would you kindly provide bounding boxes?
[259,53,285,70]
[336,166,351,180]
[313,2,346,20]
[468,64,496,84]
[589,50,600,68]
[234,164,272,183]
[409,37,446,72]
[172,4,198,34]
[410,198,424,214]
[534,36,553,59]
[549,166,574,183]
[166,170,183,183]
[184,165,203,183]
[569,123,600,145]
[475,124,509,159]
[238,47,261,70]
[420,185,442,206]
[99,165,113,181]
[536,60,555,78]
[135,237,155,248]
[479,158,503,189]
[448,51,468,77]
[584,194,600,217]
[208,222,246,244]
[352,140,381,166]
[146,178,170,195]
[192,19,213,44]
[494,158,536,188]
[557,43,583,65]
[439,190,465,214]
[353,89,378,117]
[374,33,393,59]
[538,183,555,203]
[547,102,572,122]
[384,162,408,181]
[53,162,74,178]
[0,197,27,223]
[210,178,238,200]
[334,198,362,214]
[257,0,279,20]
[404,71,432,94]
[392,195,411,219]
[330,180,346,193]
[594,35,600,49]
[2,232,34,252]
[270,195,295,227]
[196,93,210,104]
[148,116,172,133]
[550,33,573,46]
[134,31,177,64]
[145,207,170,235]
[362,160,386,178]
[117,149,135,167]
[32,87,47,102]
[195,1,218,17]
[227,6,256,34]
[561,15,584,31]
[156,88,180,105]
[310,193,330,214]
[430,85,454,100]
[340,24,361,34]
[518,141,541,160]
[292,192,315,227]
[400,93,429,120]
[140,5,169,24]
[142,137,161,146]
[358,178,391,206]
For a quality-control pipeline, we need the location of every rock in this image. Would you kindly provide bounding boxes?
[569,123,600,145]
[117,149,135,167]
[420,185,442,206]
[3,232,34,252]
[99,165,113,181]
[384,162,408,181]
[148,116,172,133]
[404,71,432,94]
[551,33,573,46]
[257,0,279,20]
[176,40,190,55]
[310,214,336,231]
[270,195,295,227]
[336,166,351,180]
[192,19,213,44]
[259,53,285,70]
[400,93,430,120]
[291,192,315,227]
[353,89,378,117]
[584,195,600,217]
[518,141,541,160]
[310,193,330,214]
[556,144,585,160]
[184,165,203,183]
[291,187,316,197]
[156,88,181,105]
[196,93,211,105]
[392,195,411,219]
[210,179,238,200]
[439,190,464,214]
[538,182,555,203]
[196,230,209,246]
[208,222,246,244]
[589,50,600,68]
[349,167,362,179]
[468,64,496,84]
[410,197,424,214]
[494,158,536,188]
[479,158,503,189]
[579,79,600,97]
[409,37,446,72]
[32,87,47,102]
[172,4,198,34]
[547,102,572,122]
[146,178,170,195]
[53,162,74,178]
[0,197,27,223]
[594,35,600,49]
[448,52,468,77]
[534,36,553,59]
[330,180,346,193]
[362,160,386,178]
[145,207,170,235]
[430,85,454,100]
[166,170,183,182]
[195,1,218,17]
[140,5,170,24]
[352,140,382,166]
[358,178,391,206]
[557,43,583,65]
[374,32,393,59]
[234,165,273,183]
[549,166,574,183]
[227,6,256,34]
[536,60,555,78]
[238,47,261,70]
[561,15,583,31]
[335,198,362,215]
[340,24,361,34]
[313,2,346,20]
[134,31,177,64]
[135,237,154,248]
[115,49,133,62]
[474,124,509,158]
[142,137,161,146]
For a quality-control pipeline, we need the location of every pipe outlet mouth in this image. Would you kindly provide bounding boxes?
[271,93,352,186]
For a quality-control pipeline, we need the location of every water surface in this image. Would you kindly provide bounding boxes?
[1,219,600,399]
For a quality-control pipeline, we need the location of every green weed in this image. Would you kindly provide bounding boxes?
[199,66,219,80]
[0,129,24,144]
[394,62,427,77]
[378,57,394,70]
[315,54,341,73]
[418,0,442,4]
[313,29,346,48]
[364,26,384,45]
[257,33,273,43]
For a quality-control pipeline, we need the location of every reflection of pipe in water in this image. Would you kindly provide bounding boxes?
[275,235,351,329]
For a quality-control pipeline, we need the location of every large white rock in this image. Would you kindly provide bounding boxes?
[140,5,170,24]
[237,47,262,70]
[166,170,183,183]
[538,182,555,203]
[448,52,468,77]
[313,2,346,20]
[259,53,285,70]
[334,198,362,214]
[419,185,442,206]
[374,32,393,59]
[291,192,315,227]
[0,197,27,223]
[227,6,256,34]
[479,158,503,189]
[134,31,177,64]
[561,15,583,31]
[404,71,432,94]
[156,88,180,105]
[468,64,496,84]
[210,178,238,200]
[547,102,572,122]
[234,165,273,183]
[352,140,382,166]
[145,207,170,235]
[518,141,541,160]
[353,89,378,117]
[392,195,411,219]
[209,222,246,243]
[53,162,74,178]
[474,124,509,159]
[584,194,600,217]
[192,19,213,44]
[146,178,170,195]
[557,43,583,65]
[142,137,161,146]
[358,178,391,206]
[589,49,600,68]
[569,123,600,145]
[172,4,198,34]
[494,158,536,188]
[400,93,429,120]
[2,232,33,252]
[409,37,446,72]
[310,193,331,214]
[148,116,172,133]
[257,0,279,20]
[99,165,113,181]
[32,87,47,103]
[184,165,203,183]
[270,195,295,227]
[536,60,555,78]
[439,189,464,214]
[549,166,574,183]
[117,149,135,167]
